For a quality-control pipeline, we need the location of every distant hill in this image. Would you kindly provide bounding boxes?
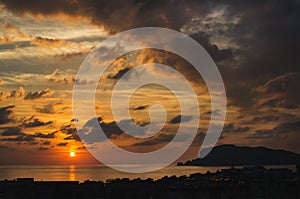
[178,144,300,166]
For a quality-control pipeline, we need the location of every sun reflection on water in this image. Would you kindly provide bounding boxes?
[69,165,76,181]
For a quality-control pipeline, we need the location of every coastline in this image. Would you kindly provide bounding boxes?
[0,164,297,182]
[1,165,299,199]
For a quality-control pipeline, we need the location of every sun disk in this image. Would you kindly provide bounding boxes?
[70,151,76,157]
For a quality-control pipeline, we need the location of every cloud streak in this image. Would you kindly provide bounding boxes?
[1,0,197,34]
[24,88,52,100]
[0,105,15,124]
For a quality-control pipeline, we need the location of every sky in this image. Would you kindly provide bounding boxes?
[0,0,299,165]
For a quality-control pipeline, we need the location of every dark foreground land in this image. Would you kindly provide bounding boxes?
[0,166,300,199]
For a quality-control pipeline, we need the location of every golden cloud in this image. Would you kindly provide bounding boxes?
[0,22,30,44]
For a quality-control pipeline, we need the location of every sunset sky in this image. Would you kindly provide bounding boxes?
[0,0,299,165]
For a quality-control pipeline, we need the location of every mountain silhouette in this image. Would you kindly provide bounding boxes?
[179,144,300,166]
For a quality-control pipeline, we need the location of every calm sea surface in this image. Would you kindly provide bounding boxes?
[0,165,296,182]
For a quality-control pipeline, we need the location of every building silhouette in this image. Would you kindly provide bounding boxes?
[0,166,299,199]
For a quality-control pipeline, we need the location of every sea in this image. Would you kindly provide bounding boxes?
[0,165,296,182]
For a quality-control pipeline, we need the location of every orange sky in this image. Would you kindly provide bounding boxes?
[0,0,299,165]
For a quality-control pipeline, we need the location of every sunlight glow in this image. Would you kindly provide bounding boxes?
[70,151,76,157]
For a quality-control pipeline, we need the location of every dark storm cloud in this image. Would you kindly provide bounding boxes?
[133,133,175,146]
[249,120,300,139]
[130,105,148,111]
[77,117,124,143]
[169,115,193,124]
[1,0,299,152]
[64,134,80,141]
[59,124,81,141]
[216,0,299,107]
[5,0,297,110]
[38,147,50,151]
[126,47,230,94]
[223,123,250,134]
[190,33,233,62]
[1,0,299,109]
[252,116,279,122]
[7,88,25,98]
[34,104,55,114]
[70,118,79,122]
[67,117,153,143]
[1,127,24,136]
[0,88,54,102]
[41,141,51,146]
[23,89,52,100]
[204,110,221,116]
[21,118,53,128]
[184,0,299,109]
[0,126,57,143]
[28,141,39,145]
[254,73,300,109]
[1,134,35,142]
[0,105,14,124]
[232,2,299,77]
[107,67,131,79]
[57,142,68,146]
[60,124,77,135]
[133,131,204,147]
[104,120,129,136]
[33,131,56,139]
[1,0,196,34]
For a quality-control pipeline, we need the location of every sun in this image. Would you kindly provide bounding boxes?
[69,151,76,157]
